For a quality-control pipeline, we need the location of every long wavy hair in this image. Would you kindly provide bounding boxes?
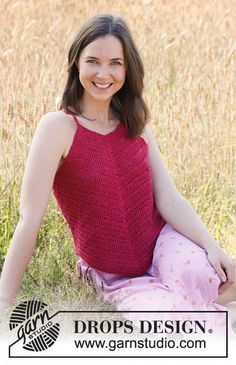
[59,13,150,139]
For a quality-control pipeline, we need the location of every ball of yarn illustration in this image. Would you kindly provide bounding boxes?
[9,300,60,351]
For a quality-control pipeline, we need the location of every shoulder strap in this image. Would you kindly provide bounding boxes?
[62,108,80,126]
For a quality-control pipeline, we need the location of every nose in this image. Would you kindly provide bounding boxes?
[96,65,110,79]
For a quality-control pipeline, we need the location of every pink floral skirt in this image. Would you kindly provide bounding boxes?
[76,223,234,339]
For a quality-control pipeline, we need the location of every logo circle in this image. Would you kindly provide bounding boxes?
[9,300,60,352]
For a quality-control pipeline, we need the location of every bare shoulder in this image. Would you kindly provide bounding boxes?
[38,110,75,159]
[143,124,154,139]
[142,123,182,213]
[140,123,158,145]
[142,123,162,147]
[19,111,74,226]
[38,110,73,131]
[142,123,166,166]
[139,124,150,145]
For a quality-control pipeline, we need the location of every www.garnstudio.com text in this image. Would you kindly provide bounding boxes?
[73,336,206,351]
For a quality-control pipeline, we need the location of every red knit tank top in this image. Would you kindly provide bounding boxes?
[52,110,166,276]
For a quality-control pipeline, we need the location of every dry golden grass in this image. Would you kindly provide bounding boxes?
[0,0,235,307]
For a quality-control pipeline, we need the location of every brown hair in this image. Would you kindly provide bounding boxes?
[59,13,150,139]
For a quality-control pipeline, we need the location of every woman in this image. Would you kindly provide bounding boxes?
[0,13,235,336]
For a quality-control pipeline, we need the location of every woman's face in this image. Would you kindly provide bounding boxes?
[76,35,127,101]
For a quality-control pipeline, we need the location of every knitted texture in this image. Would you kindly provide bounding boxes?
[52,112,166,276]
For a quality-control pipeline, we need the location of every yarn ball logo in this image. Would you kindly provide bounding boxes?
[9,300,60,352]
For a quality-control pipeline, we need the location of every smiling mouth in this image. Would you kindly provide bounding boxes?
[92,82,113,89]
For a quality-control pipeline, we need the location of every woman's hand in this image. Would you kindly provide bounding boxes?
[206,245,235,294]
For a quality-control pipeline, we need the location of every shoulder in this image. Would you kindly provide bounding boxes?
[35,111,76,159]
[139,123,155,145]
[37,110,74,131]
[143,124,154,139]
[141,123,182,211]
[141,123,163,162]
[37,110,76,143]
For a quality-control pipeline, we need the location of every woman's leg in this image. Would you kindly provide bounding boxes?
[152,223,221,309]
[75,256,181,331]
[151,223,236,339]
[75,235,235,339]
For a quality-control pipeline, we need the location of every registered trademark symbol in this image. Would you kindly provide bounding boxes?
[208,328,213,333]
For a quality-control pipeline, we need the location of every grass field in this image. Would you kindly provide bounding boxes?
[0,0,235,311]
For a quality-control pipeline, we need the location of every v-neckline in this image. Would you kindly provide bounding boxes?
[75,117,123,137]
[65,109,123,137]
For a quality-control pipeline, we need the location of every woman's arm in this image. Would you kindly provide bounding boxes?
[159,196,219,252]
[0,219,40,310]
[144,124,235,291]
[0,112,68,313]
[158,197,235,288]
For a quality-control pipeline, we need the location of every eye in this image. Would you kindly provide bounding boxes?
[86,60,97,63]
[112,61,122,65]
